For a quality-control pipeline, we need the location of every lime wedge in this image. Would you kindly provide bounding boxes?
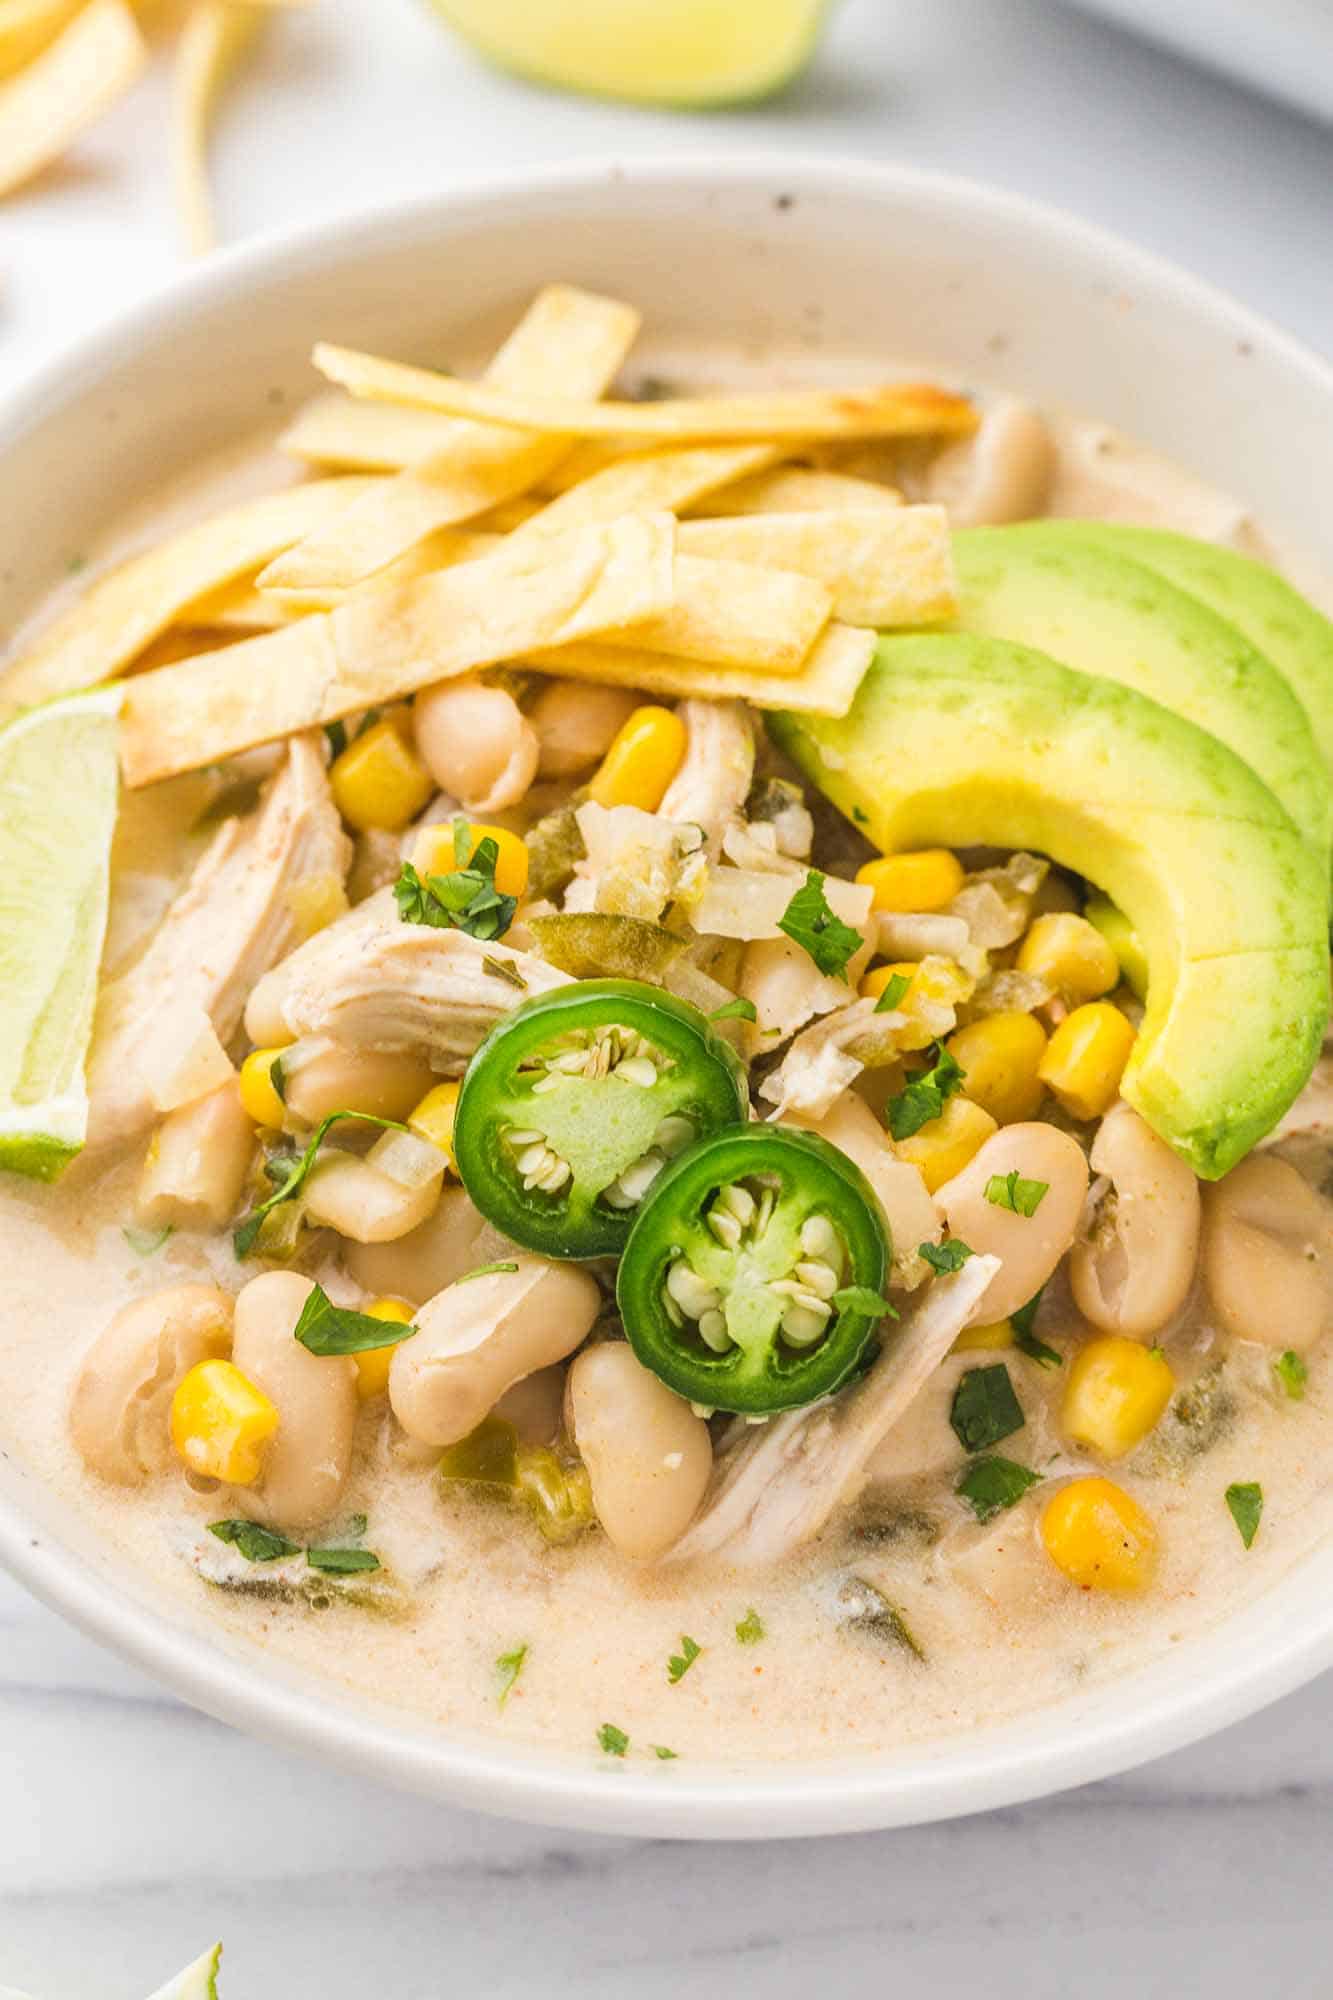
[424,0,832,107]
[0,685,122,1181]
[144,1946,223,2000]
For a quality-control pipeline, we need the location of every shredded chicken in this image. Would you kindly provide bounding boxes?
[758,996,907,1119]
[659,698,755,855]
[667,1255,999,1565]
[86,736,348,1147]
[243,886,570,1065]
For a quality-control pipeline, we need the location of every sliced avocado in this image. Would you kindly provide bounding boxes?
[1084,894,1149,1001]
[952,524,1331,868]
[1056,521,1333,799]
[768,634,1328,1178]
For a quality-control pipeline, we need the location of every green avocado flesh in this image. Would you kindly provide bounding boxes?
[1054,522,1333,803]
[769,634,1329,1177]
[952,524,1331,867]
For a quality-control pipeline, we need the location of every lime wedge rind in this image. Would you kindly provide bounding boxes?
[0,683,122,1181]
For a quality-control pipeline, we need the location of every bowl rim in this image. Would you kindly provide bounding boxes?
[2,150,1331,1838]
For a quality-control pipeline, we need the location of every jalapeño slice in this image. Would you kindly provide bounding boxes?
[452,979,748,1260]
[617,1125,891,1416]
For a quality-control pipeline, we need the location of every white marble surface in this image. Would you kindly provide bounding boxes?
[3,1,1333,1992]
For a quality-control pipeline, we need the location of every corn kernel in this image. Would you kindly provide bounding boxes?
[1040,1476,1159,1593]
[896,1095,998,1193]
[587,705,687,811]
[1038,1001,1136,1120]
[953,1318,1015,1352]
[412,821,529,899]
[860,961,919,1003]
[330,716,434,832]
[239,1046,289,1129]
[857,849,965,913]
[170,1359,278,1484]
[1015,912,1119,1004]
[1061,1335,1174,1459]
[355,1297,415,1400]
[945,1011,1048,1125]
[408,1081,460,1169]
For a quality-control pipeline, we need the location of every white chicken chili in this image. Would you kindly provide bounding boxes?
[0,287,1330,1768]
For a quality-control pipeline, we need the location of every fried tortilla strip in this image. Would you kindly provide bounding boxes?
[279,393,469,471]
[260,286,640,597]
[0,0,147,198]
[695,465,903,515]
[120,512,675,786]
[625,555,830,672]
[314,342,980,445]
[524,621,876,719]
[0,0,83,79]
[172,0,269,256]
[255,524,503,615]
[678,505,957,627]
[504,443,782,548]
[3,477,378,707]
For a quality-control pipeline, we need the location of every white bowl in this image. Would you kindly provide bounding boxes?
[1,157,1330,1838]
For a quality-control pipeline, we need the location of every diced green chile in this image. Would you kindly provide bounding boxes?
[452,980,748,1261]
[617,1125,890,1415]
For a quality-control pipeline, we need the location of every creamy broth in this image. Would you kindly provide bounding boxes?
[2,353,1330,1768]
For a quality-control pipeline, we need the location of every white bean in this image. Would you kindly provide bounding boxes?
[230,1271,357,1531]
[937,1123,1089,1323]
[1202,1154,1333,1351]
[136,1080,254,1231]
[302,1149,443,1243]
[529,679,639,779]
[279,1038,435,1130]
[389,1255,599,1447]
[925,396,1056,526]
[343,1185,509,1303]
[566,1343,712,1560]
[70,1284,234,1485]
[1070,1102,1200,1340]
[412,678,539,813]
[790,1090,942,1291]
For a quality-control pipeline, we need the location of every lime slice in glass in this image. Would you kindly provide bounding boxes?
[144,1945,223,2000]
[0,684,122,1181]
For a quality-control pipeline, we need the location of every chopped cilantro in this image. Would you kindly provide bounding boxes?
[956,1456,1042,1522]
[708,996,758,1025]
[323,719,349,760]
[950,1363,1024,1452]
[394,821,516,942]
[598,1722,629,1757]
[885,1044,966,1141]
[873,971,911,1013]
[482,954,527,989]
[833,1284,896,1320]
[306,1546,381,1574]
[984,1170,1049,1216]
[269,1052,287,1104]
[667,1634,702,1684]
[122,1223,173,1257]
[233,1109,405,1258]
[776,870,865,981]
[208,1519,300,1563]
[919,1237,974,1275]
[652,1744,679,1760]
[851,806,869,825]
[735,1608,765,1645]
[293,1283,418,1356]
[1225,1482,1263,1549]
[495,1644,528,1709]
[1011,1287,1062,1369]
[1274,1351,1308,1400]
[455,1260,520,1284]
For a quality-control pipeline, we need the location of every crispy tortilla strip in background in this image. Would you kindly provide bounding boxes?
[524,621,876,719]
[0,0,84,78]
[256,523,503,614]
[279,393,470,471]
[2,476,379,707]
[678,505,958,627]
[625,554,830,672]
[504,443,781,549]
[314,342,980,444]
[120,513,676,786]
[261,287,640,597]
[0,0,147,198]
[172,0,270,257]
[695,465,903,516]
